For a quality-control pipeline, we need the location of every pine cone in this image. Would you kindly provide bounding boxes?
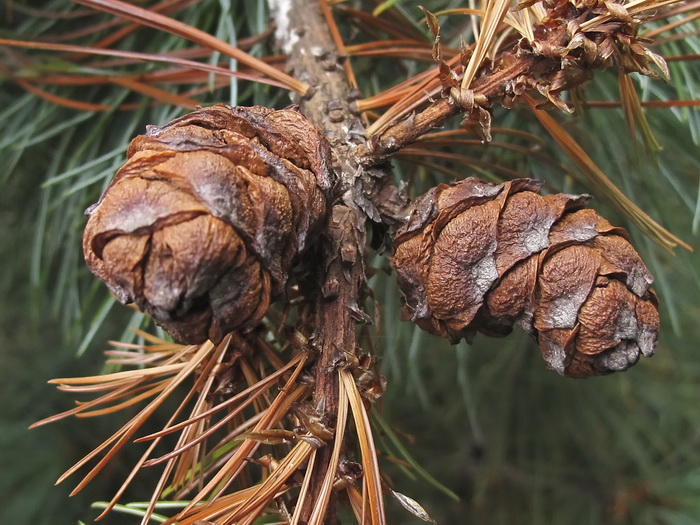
[392,178,659,378]
[83,104,331,344]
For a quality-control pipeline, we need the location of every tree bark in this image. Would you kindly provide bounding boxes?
[272,0,392,521]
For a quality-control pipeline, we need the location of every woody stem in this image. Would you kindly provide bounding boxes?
[278,0,386,521]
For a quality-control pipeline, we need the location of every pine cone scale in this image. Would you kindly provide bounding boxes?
[87,177,209,242]
[496,191,563,273]
[592,235,653,296]
[83,104,331,344]
[427,199,501,332]
[486,256,538,326]
[392,177,660,378]
[534,245,602,331]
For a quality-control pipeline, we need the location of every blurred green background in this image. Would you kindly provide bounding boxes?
[2,1,699,524]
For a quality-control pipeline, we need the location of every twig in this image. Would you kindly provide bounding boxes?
[277,0,395,522]
[357,52,539,164]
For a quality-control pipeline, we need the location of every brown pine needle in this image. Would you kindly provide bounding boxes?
[55,377,145,393]
[432,7,485,17]
[319,0,358,89]
[525,94,691,252]
[109,75,199,109]
[95,337,231,520]
[0,38,286,89]
[71,0,309,95]
[341,369,385,525]
[74,383,166,418]
[8,77,114,111]
[107,339,180,351]
[289,449,318,525]
[240,357,274,414]
[359,84,428,112]
[337,4,426,41]
[650,0,700,20]
[347,46,435,60]
[397,148,526,180]
[581,0,685,31]
[129,328,176,345]
[140,384,267,467]
[645,8,700,37]
[584,99,700,108]
[172,356,308,520]
[103,409,198,522]
[137,340,229,525]
[72,0,204,49]
[346,483,365,523]
[346,39,432,54]
[167,409,268,499]
[32,342,198,426]
[232,500,273,525]
[357,40,462,116]
[461,0,512,90]
[105,352,174,366]
[135,353,305,443]
[307,374,349,525]
[96,423,170,520]
[172,486,263,525]
[58,342,216,494]
[419,127,548,147]
[199,381,308,506]
[30,380,146,427]
[407,138,574,178]
[254,337,287,370]
[618,71,662,154]
[224,440,316,524]
[364,65,446,137]
[48,362,186,385]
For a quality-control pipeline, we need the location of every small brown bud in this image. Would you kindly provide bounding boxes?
[392,178,659,378]
[83,105,331,344]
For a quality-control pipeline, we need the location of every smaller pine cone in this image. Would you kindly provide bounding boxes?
[83,104,331,344]
[392,178,659,378]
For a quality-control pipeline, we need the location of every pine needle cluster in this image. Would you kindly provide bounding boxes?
[2,0,699,524]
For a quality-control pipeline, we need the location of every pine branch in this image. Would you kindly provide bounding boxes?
[273,0,396,521]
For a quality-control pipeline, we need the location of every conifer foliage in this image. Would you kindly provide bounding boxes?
[2,0,698,523]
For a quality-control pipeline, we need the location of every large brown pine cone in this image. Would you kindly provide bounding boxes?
[392,178,659,378]
[83,105,331,344]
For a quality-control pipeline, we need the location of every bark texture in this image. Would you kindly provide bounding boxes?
[83,104,331,344]
[276,0,402,521]
[392,178,659,378]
